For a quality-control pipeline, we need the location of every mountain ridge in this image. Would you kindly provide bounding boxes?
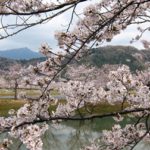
[0,45,150,72]
[0,47,43,60]
[72,45,150,71]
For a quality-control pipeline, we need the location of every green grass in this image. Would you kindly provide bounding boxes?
[76,102,128,117]
[0,89,60,116]
[0,89,14,96]
[0,99,66,117]
[0,89,41,97]
[0,98,126,117]
[0,89,128,117]
[50,89,59,96]
[0,89,59,97]
[0,99,25,116]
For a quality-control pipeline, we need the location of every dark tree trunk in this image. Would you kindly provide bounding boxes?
[14,79,18,100]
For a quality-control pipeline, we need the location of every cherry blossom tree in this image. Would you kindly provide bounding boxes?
[0,74,7,88]
[0,0,150,150]
[65,64,119,87]
[4,64,22,99]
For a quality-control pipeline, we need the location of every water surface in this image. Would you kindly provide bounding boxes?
[1,118,150,150]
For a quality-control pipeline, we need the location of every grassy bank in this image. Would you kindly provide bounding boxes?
[0,88,60,116]
[0,98,125,117]
[0,99,25,116]
[0,89,41,97]
[0,89,59,97]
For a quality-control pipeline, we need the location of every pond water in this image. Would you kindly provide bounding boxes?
[0,96,14,99]
[1,118,150,150]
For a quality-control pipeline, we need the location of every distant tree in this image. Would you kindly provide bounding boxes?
[4,64,22,99]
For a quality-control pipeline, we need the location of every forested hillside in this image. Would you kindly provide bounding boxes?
[78,46,150,71]
[0,57,46,70]
[0,46,150,71]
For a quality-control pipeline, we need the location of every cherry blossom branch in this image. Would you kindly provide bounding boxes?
[130,116,150,150]
[40,0,136,98]
[0,4,74,40]
[12,107,150,129]
[1,0,89,16]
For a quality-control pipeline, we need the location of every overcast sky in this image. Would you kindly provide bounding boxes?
[0,1,149,52]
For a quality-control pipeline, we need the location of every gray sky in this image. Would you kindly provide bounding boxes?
[0,13,67,52]
[0,1,149,52]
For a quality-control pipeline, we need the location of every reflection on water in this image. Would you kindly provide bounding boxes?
[135,142,150,150]
[43,123,100,150]
[0,118,150,150]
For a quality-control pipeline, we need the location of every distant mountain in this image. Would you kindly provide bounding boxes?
[68,45,150,71]
[80,46,150,71]
[0,57,18,71]
[0,47,43,60]
[0,57,46,71]
[0,45,150,72]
